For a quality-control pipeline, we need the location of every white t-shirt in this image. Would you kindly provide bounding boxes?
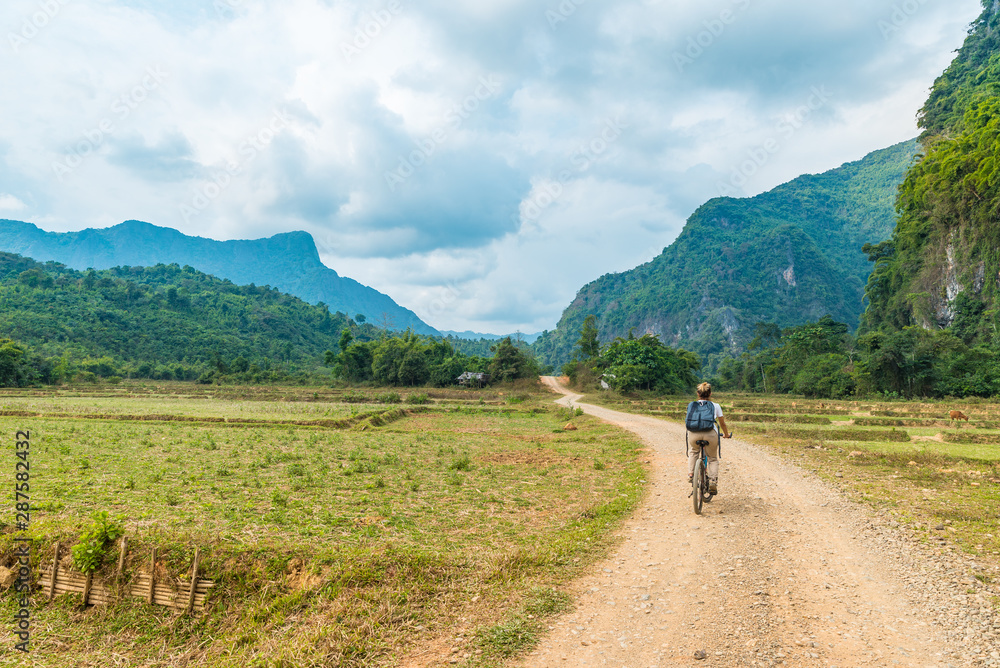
[695,400,723,419]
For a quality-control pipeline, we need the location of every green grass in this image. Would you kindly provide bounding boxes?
[0,394,396,421]
[0,382,646,666]
[473,587,573,660]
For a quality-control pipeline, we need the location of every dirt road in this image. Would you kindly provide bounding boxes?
[525,378,972,667]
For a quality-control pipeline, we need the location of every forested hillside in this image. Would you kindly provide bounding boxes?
[0,252,539,389]
[534,140,919,369]
[0,219,438,335]
[0,253,355,383]
[712,1,1000,400]
[863,0,1000,343]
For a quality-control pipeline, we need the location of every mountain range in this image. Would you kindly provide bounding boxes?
[440,330,542,344]
[0,219,438,336]
[532,139,921,369]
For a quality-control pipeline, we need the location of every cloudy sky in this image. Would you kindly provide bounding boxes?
[0,0,983,334]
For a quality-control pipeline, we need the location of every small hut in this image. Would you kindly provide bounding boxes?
[457,371,487,388]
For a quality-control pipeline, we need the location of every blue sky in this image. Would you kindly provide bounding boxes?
[0,0,983,333]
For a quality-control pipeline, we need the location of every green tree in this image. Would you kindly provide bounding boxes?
[576,315,601,360]
[333,333,374,383]
[792,354,855,398]
[430,356,465,387]
[372,331,427,386]
[398,348,430,386]
[0,338,30,387]
[488,337,536,383]
[18,268,53,289]
[599,334,699,393]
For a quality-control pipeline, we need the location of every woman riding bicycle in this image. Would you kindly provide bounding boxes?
[687,382,732,495]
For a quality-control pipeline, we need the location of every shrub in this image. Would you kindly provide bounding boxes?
[449,455,473,471]
[77,371,98,384]
[71,511,125,574]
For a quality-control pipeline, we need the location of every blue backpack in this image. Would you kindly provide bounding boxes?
[685,401,716,432]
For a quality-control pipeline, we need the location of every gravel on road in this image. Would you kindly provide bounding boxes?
[524,379,999,668]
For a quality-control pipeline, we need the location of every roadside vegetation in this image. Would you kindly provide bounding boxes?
[0,381,645,666]
[561,315,700,394]
[713,314,1000,399]
[560,308,1000,402]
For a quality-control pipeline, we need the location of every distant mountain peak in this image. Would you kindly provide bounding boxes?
[0,220,436,335]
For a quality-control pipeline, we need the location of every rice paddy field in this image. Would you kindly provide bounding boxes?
[0,382,647,667]
[594,392,1000,560]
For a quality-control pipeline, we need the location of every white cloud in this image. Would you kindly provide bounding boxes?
[0,193,26,211]
[0,0,985,332]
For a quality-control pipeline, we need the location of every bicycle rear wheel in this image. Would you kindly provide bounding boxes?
[692,457,704,515]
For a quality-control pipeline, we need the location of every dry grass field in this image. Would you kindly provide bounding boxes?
[0,382,647,667]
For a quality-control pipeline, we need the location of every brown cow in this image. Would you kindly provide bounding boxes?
[949,410,970,423]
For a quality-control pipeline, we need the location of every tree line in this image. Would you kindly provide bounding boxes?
[0,252,544,388]
[327,330,540,386]
[561,310,1000,399]
[713,315,1000,399]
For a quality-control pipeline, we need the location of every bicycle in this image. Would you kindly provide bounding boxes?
[687,429,731,515]
[689,434,715,515]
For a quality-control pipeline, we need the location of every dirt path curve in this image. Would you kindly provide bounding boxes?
[524,377,957,667]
